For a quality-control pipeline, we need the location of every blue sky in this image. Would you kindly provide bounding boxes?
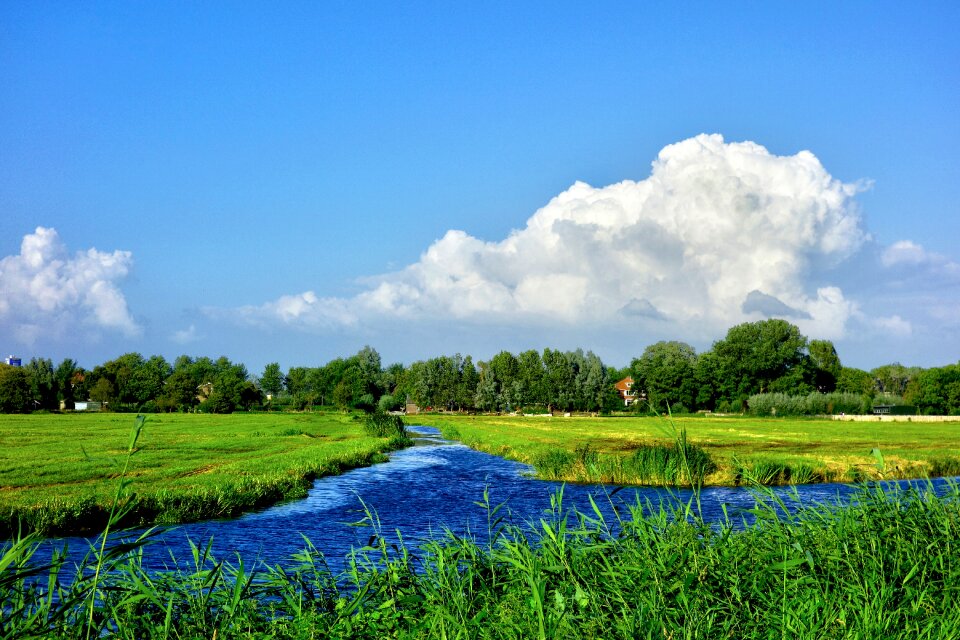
[2,2,958,373]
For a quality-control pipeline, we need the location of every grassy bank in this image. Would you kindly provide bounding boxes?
[412,413,960,486]
[0,412,409,536]
[3,482,959,638]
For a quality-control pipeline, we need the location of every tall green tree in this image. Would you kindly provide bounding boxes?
[693,351,721,410]
[90,377,115,406]
[457,355,479,410]
[204,357,258,413]
[54,358,78,409]
[543,349,575,411]
[101,353,146,404]
[0,364,32,413]
[487,351,520,410]
[24,357,57,410]
[576,351,608,412]
[261,362,285,397]
[837,366,874,395]
[516,350,546,408]
[313,358,348,407]
[808,339,841,392]
[711,319,809,403]
[158,369,198,411]
[905,364,960,415]
[871,363,919,396]
[632,341,698,413]
[127,355,170,406]
[474,361,499,412]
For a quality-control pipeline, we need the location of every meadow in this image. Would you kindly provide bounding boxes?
[413,413,960,486]
[3,413,960,637]
[0,412,408,536]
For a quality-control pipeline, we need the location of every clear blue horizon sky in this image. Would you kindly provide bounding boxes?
[2,2,959,374]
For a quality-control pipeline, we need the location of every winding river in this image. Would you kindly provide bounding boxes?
[38,426,954,573]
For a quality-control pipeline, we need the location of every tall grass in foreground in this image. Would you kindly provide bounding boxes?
[3,480,959,638]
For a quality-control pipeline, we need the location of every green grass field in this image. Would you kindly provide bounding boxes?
[412,413,960,485]
[0,412,407,536]
[3,412,960,637]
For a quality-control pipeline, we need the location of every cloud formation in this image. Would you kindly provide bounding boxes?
[741,290,812,320]
[0,227,139,343]
[219,134,928,343]
[881,240,960,281]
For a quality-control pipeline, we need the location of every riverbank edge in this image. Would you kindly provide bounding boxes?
[5,480,960,638]
[0,435,412,539]
[412,415,960,488]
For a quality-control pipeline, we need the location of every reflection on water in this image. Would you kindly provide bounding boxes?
[37,426,956,573]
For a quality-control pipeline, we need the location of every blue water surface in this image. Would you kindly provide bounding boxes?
[35,426,956,574]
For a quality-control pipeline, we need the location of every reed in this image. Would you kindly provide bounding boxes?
[533,438,716,487]
[3,480,958,638]
[361,409,409,442]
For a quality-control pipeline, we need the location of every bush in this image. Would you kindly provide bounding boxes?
[378,395,400,412]
[362,410,408,439]
[533,448,574,479]
[626,439,716,486]
[748,392,866,416]
[139,400,160,413]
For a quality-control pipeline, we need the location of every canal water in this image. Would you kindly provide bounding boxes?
[37,426,953,574]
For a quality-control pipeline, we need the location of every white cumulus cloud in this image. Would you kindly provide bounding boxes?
[881,240,960,279]
[215,134,881,340]
[0,227,139,343]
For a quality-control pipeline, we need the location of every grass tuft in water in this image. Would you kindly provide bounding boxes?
[361,410,409,441]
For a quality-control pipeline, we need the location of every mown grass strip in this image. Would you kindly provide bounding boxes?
[414,413,960,486]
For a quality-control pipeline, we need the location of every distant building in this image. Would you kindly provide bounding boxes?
[4,355,22,367]
[614,376,638,406]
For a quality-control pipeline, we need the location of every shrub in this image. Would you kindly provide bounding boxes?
[378,394,400,412]
[362,409,408,439]
[748,392,865,416]
[928,455,960,477]
[532,448,574,479]
[140,400,160,413]
[625,439,716,486]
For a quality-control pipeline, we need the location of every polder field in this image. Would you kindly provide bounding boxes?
[413,413,960,486]
[3,412,960,638]
[0,412,407,536]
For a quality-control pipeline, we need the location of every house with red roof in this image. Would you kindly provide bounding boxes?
[614,376,638,407]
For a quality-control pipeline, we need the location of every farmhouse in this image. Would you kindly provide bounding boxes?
[614,376,638,406]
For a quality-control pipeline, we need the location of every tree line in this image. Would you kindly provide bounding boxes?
[1,319,958,415]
